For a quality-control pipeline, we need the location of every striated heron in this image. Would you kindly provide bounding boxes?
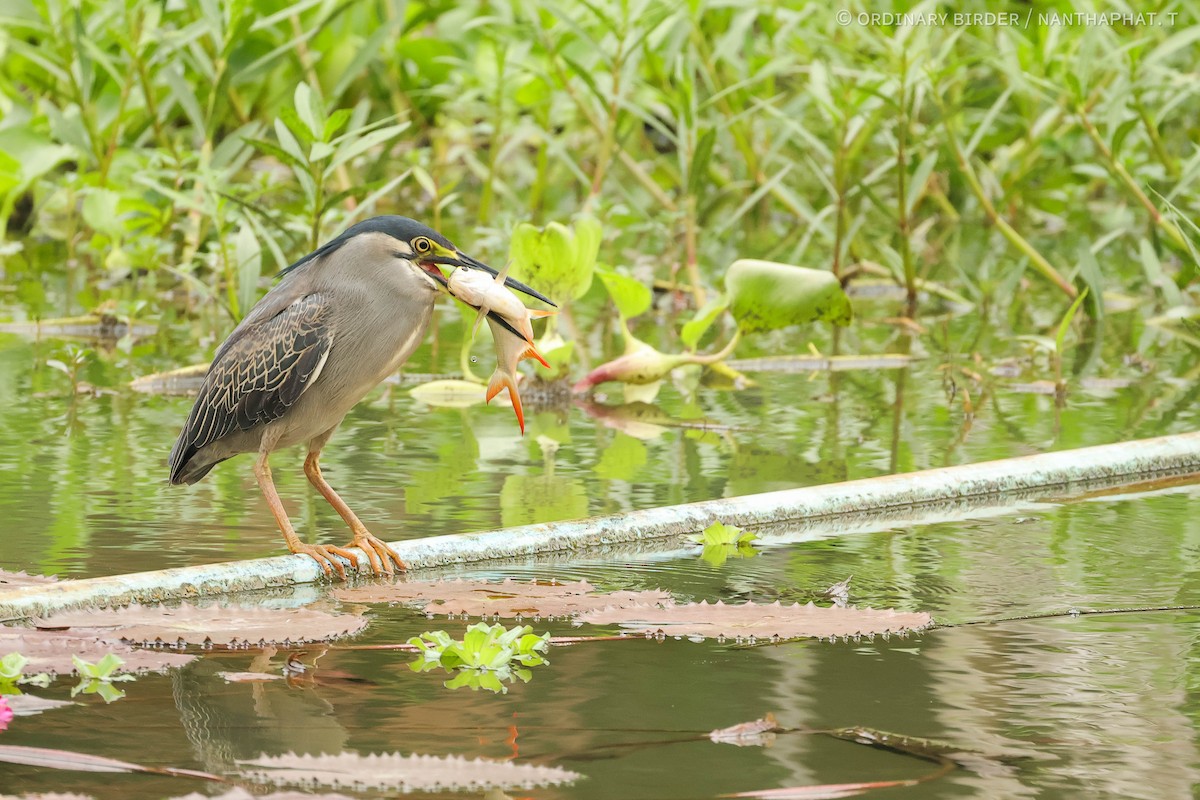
[169,216,553,579]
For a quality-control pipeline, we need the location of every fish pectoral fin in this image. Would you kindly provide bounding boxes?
[470,306,489,339]
[486,370,525,434]
[524,343,551,369]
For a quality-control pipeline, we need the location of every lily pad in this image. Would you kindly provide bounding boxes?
[34,603,367,646]
[0,629,193,675]
[334,579,672,619]
[725,260,852,333]
[238,751,581,792]
[577,600,932,640]
[0,570,59,588]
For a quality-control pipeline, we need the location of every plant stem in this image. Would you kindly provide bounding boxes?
[1077,105,1188,252]
[943,121,1076,298]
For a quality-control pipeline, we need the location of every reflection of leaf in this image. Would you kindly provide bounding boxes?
[698,542,758,567]
[500,473,587,528]
[128,363,210,395]
[409,378,488,407]
[709,713,780,747]
[578,601,932,640]
[726,259,852,333]
[334,579,671,618]
[725,354,916,373]
[593,434,647,481]
[238,751,581,792]
[35,603,367,646]
[0,629,193,675]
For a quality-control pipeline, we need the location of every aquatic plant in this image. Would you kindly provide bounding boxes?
[407,622,551,693]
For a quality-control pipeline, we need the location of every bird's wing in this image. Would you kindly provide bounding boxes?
[169,293,333,483]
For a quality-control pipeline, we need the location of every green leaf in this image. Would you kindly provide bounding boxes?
[233,224,262,319]
[596,266,651,321]
[1055,287,1089,354]
[293,81,324,141]
[905,151,938,215]
[509,216,600,302]
[593,433,647,481]
[688,521,758,547]
[680,295,730,350]
[0,652,27,682]
[82,189,123,238]
[688,128,717,197]
[324,122,410,177]
[273,118,307,165]
[725,259,852,333]
[322,109,352,143]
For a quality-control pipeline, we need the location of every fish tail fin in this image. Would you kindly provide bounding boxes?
[486,370,525,434]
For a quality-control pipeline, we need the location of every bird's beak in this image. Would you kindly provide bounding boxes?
[422,247,558,308]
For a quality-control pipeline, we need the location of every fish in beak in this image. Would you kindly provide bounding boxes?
[448,263,556,342]
[484,316,550,434]
[422,246,557,307]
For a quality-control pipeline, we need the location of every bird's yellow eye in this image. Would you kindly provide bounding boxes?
[413,237,432,254]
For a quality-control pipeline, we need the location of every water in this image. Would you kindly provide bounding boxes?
[2,265,1200,797]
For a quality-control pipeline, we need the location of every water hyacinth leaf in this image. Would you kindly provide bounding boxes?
[681,295,730,350]
[238,751,582,792]
[334,578,672,618]
[726,260,852,333]
[34,603,368,646]
[578,600,933,640]
[509,216,600,302]
[596,266,652,321]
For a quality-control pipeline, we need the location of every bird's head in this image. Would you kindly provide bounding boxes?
[282,216,554,307]
[306,216,554,306]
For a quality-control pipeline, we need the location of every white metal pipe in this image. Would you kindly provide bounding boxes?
[3,431,1200,620]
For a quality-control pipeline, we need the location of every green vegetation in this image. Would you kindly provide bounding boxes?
[1,1,1197,383]
[408,622,551,693]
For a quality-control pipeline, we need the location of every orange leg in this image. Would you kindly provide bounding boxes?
[254,451,359,580]
[304,450,406,576]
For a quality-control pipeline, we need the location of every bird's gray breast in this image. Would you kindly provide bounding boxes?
[275,260,437,446]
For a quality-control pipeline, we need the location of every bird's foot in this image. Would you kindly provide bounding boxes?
[290,542,360,580]
[345,529,407,576]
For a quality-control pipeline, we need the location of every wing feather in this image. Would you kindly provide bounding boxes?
[168,293,334,484]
